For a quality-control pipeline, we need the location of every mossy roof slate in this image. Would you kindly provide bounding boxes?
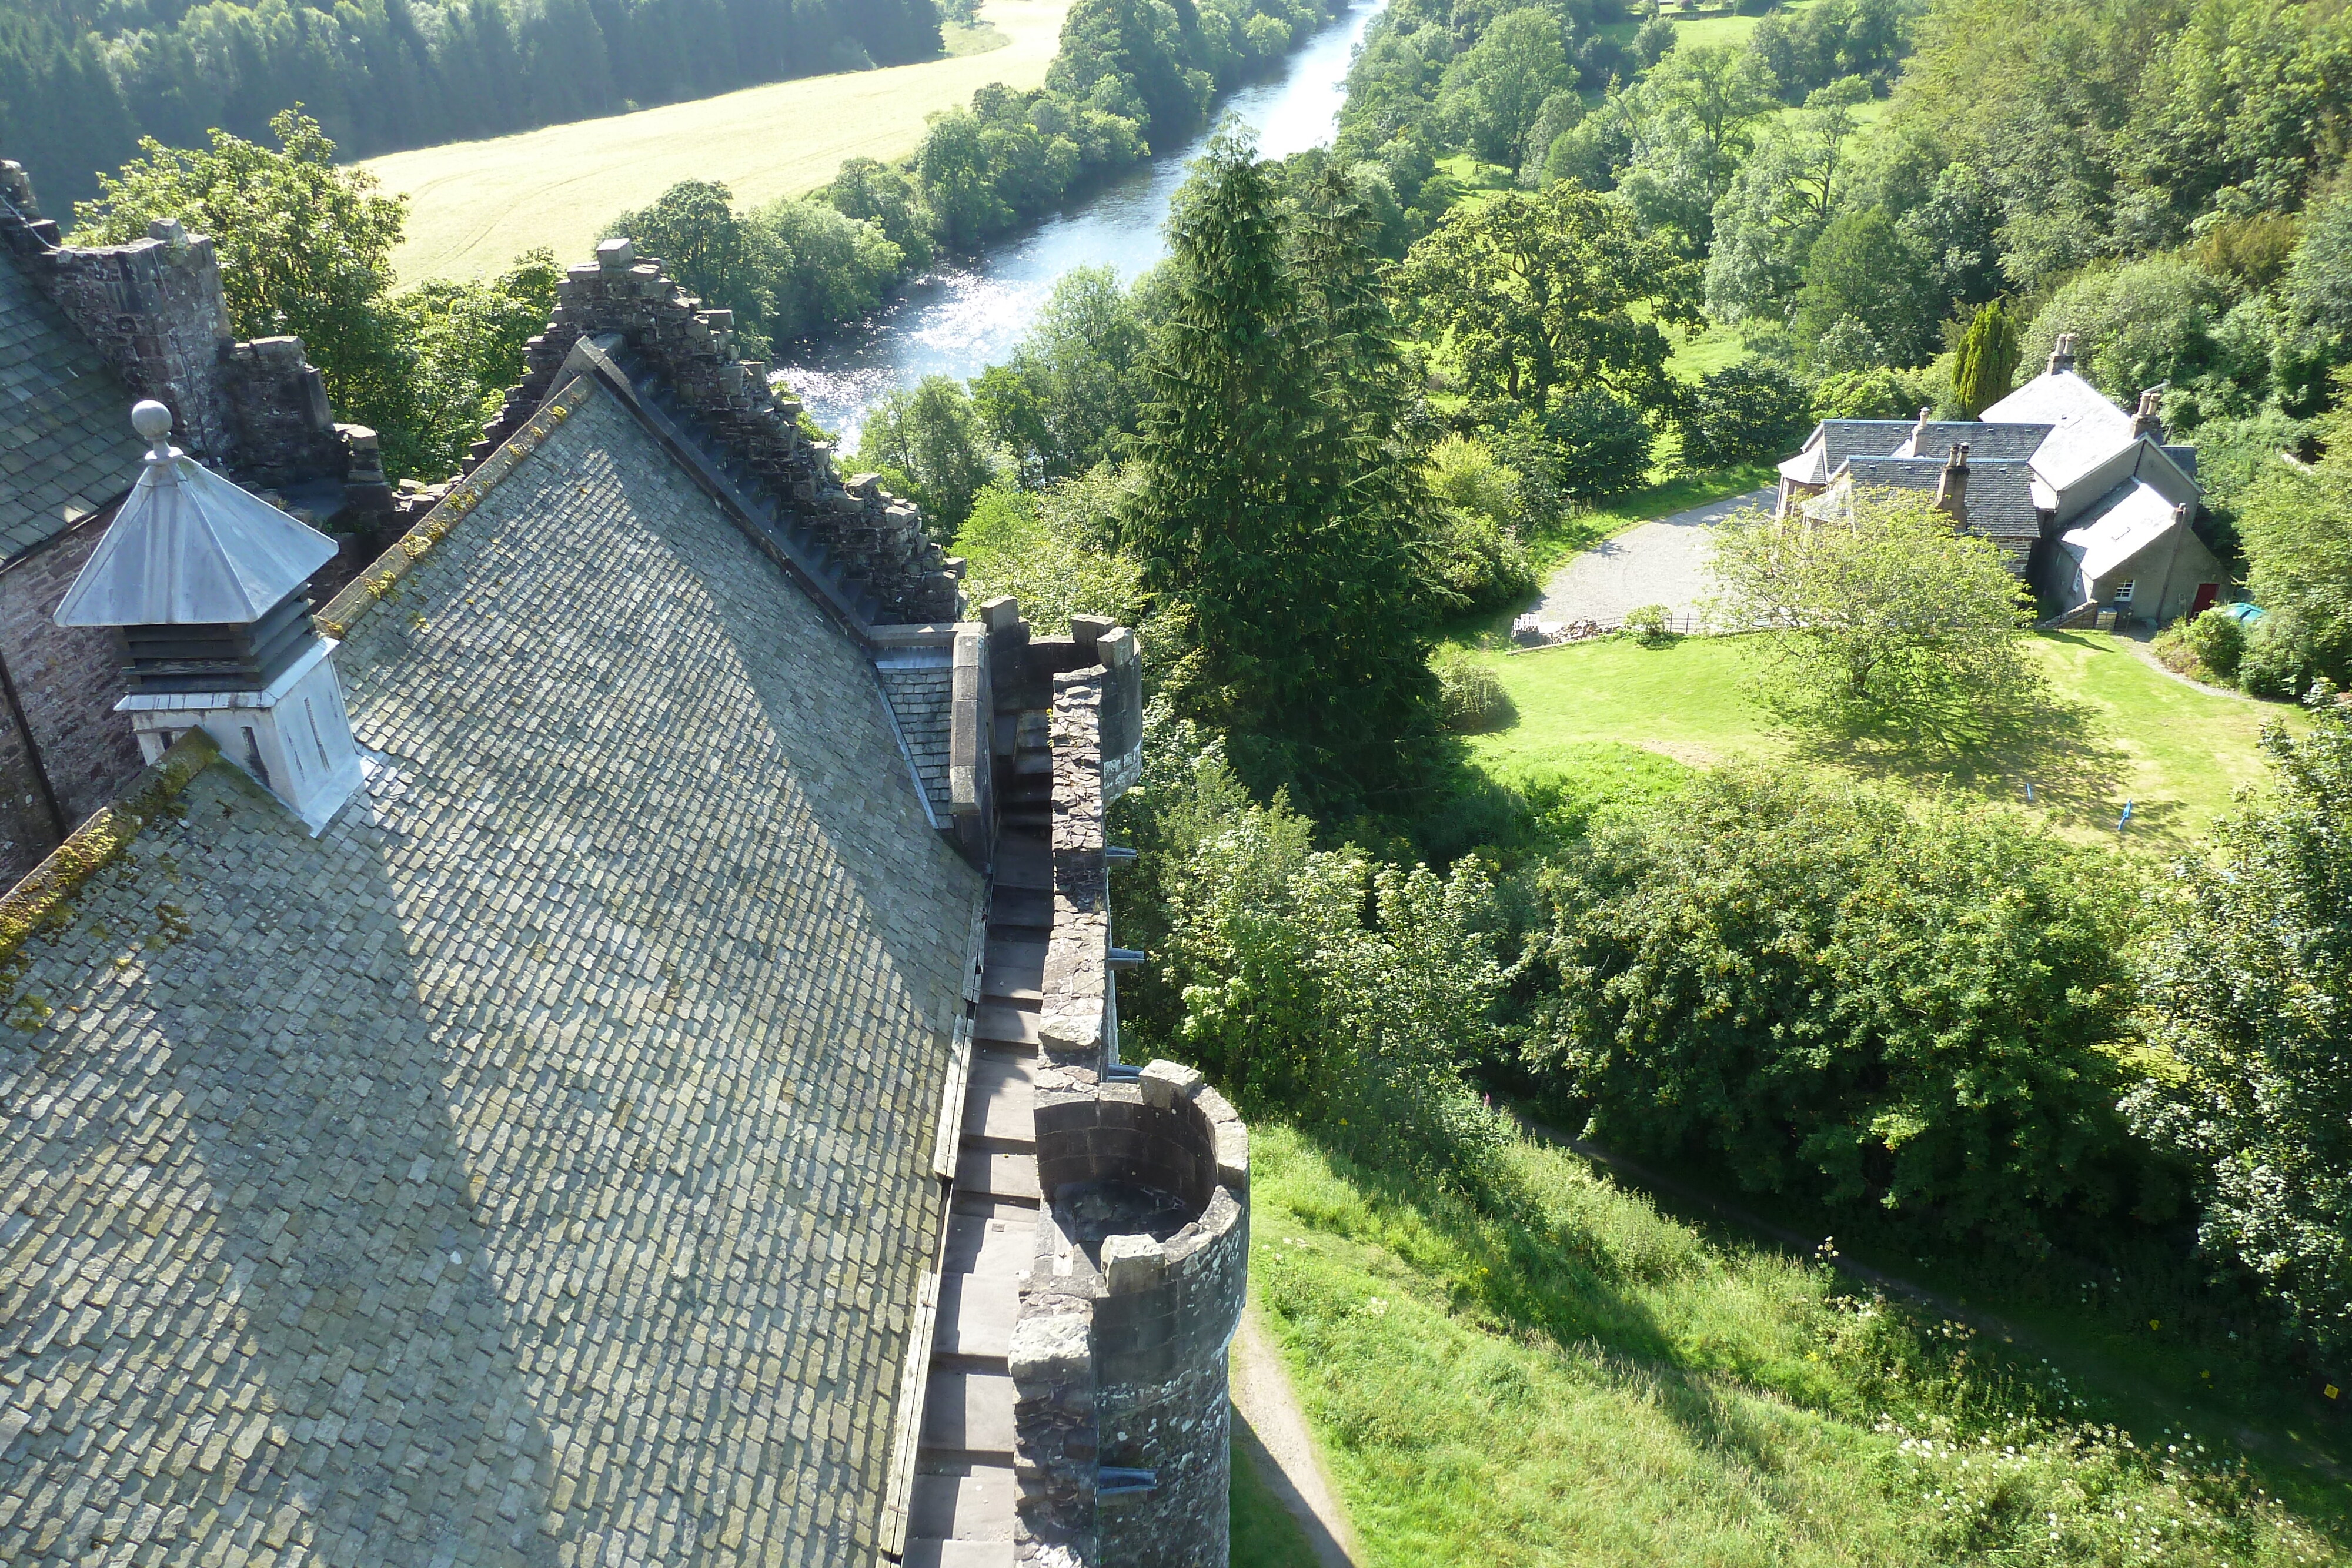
[0,379,983,1566]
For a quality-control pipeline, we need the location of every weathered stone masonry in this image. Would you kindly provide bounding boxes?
[1009,664,1250,1568]
[479,237,957,626]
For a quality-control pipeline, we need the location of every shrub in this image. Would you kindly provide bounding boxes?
[1434,648,1512,731]
[1111,722,1511,1174]
[1528,770,2149,1243]
[1678,363,1812,470]
[1810,367,1911,421]
[2126,701,2352,1355]
[1544,387,1655,499]
[1427,509,1538,614]
[1623,603,1671,643]
[2237,609,2325,697]
[2183,607,2247,681]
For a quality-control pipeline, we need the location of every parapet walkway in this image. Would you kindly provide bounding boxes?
[904,710,1057,1566]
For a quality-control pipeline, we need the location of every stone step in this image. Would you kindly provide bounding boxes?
[990,887,1052,934]
[908,1466,1018,1543]
[971,1004,1040,1049]
[961,1050,1035,1142]
[1013,749,1053,777]
[941,1207,1035,1278]
[903,1542,1015,1568]
[935,1273,1021,1362]
[980,944,1045,1006]
[993,844,1051,891]
[920,1370,1017,1459]
[956,1144,1040,1203]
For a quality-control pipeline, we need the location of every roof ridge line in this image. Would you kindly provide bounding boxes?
[0,728,218,972]
[314,374,597,643]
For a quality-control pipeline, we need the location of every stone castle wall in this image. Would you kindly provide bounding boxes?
[0,520,145,885]
[476,238,956,625]
[1010,663,1249,1568]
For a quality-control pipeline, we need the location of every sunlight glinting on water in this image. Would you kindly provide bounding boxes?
[773,0,1384,450]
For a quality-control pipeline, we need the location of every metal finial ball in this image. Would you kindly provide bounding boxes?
[131,400,174,443]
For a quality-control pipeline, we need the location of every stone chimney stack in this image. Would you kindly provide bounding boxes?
[1910,406,1932,450]
[2133,387,2167,443]
[1935,442,1971,523]
[2049,332,2079,376]
[55,402,364,833]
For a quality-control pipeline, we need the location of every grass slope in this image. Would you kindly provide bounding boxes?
[363,0,1070,282]
[1465,631,2291,845]
[1232,1436,1326,1567]
[1251,1122,2352,1568]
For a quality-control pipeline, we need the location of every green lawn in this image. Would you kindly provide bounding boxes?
[1231,1435,1325,1567]
[1465,631,2293,845]
[1252,1122,2352,1568]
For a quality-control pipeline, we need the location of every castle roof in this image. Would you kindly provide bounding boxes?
[0,371,983,1562]
[0,244,148,558]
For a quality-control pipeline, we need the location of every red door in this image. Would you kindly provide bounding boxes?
[2190,582,2218,617]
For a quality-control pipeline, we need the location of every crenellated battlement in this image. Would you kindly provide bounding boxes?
[477,236,957,625]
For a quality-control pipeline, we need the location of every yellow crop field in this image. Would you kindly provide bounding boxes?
[363,0,1072,283]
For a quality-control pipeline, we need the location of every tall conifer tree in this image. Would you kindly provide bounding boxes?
[1953,300,2022,418]
[1125,135,1436,812]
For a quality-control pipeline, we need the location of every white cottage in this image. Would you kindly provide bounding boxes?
[1778,335,2226,625]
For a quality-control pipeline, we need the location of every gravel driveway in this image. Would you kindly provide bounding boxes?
[1531,488,1772,628]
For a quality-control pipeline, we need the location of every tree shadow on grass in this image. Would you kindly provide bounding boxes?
[1285,1122,1836,1509]
[1769,668,2189,842]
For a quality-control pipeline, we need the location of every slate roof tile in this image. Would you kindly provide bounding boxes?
[0,383,983,1566]
[0,248,145,557]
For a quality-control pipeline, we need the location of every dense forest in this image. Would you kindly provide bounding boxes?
[0,0,942,209]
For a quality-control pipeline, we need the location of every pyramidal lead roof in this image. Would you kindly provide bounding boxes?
[55,401,336,627]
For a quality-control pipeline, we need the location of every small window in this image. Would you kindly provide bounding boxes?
[2112,580,2136,604]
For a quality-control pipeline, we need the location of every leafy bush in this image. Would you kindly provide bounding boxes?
[1427,509,1539,614]
[1678,362,1812,470]
[1111,721,1509,1173]
[1434,648,1513,731]
[1810,367,1912,420]
[2236,608,2326,698]
[2184,607,2247,682]
[1544,387,1656,498]
[2127,701,2352,1355]
[1428,433,1522,520]
[1528,770,2149,1243]
[1623,603,1671,643]
[2235,462,2352,688]
[955,471,1147,630]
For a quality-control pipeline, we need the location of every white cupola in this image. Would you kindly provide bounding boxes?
[57,401,365,833]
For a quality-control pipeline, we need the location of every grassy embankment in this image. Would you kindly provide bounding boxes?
[1460,631,2294,848]
[363,0,1071,282]
[1250,1121,2352,1568]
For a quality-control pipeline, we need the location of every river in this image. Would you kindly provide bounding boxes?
[771,0,1384,447]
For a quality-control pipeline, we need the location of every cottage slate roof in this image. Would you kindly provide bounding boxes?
[1897,421,2054,463]
[0,247,148,560]
[2062,477,2184,580]
[1838,455,2044,540]
[1979,370,2138,493]
[0,378,983,1566]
